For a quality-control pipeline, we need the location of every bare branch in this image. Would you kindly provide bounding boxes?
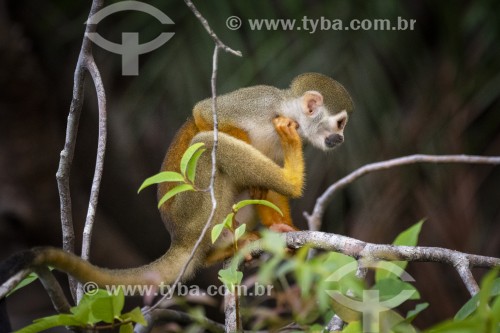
[305,154,500,231]
[182,0,242,57]
[285,231,499,296]
[0,269,30,299]
[35,267,71,314]
[146,45,222,314]
[55,0,104,300]
[78,55,107,301]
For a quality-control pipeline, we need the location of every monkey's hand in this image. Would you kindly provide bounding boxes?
[273,116,300,148]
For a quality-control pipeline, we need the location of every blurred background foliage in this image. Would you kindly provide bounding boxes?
[0,0,499,329]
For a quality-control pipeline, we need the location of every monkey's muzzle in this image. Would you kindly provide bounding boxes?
[325,134,344,148]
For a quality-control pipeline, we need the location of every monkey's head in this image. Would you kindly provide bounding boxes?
[287,73,354,151]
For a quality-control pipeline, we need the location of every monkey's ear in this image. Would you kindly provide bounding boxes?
[302,91,324,115]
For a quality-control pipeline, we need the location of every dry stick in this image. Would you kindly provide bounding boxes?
[55,0,104,302]
[35,267,71,314]
[144,0,242,317]
[77,55,107,302]
[0,269,31,299]
[183,0,242,57]
[145,45,222,315]
[305,154,500,231]
[285,231,500,296]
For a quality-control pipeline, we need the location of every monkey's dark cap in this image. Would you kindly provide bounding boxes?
[290,73,354,114]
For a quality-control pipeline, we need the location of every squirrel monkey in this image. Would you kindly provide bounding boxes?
[165,72,354,231]
[0,117,304,306]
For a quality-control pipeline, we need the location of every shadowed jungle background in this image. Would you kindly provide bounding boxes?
[0,0,499,329]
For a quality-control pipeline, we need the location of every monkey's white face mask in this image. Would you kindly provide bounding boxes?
[283,90,349,151]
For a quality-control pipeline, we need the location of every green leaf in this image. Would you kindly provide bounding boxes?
[7,272,39,297]
[121,307,147,326]
[260,230,286,255]
[211,223,225,243]
[376,220,423,282]
[406,302,429,321]
[186,147,206,183]
[218,267,243,292]
[455,293,480,321]
[137,171,185,193]
[119,323,134,333]
[157,184,194,208]
[372,278,419,302]
[180,142,206,177]
[234,223,246,241]
[223,213,234,229]
[15,314,82,333]
[393,220,424,247]
[232,199,283,216]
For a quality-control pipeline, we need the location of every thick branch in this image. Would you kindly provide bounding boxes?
[305,154,500,231]
[284,231,499,296]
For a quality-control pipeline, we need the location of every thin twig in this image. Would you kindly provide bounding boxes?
[55,0,104,301]
[183,0,242,57]
[146,45,222,314]
[223,260,240,333]
[78,54,107,301]
[145,1,241,316]
[305,154,500,231]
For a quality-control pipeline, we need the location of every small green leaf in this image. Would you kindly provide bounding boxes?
[223,213,234,229]
[15,314,82,333]
[393,220,424,247]
[376,220,423,282]
[186,148,206,183]
[455,294,480,321]
[157,184,194,208]
[232,199,283,216]
[138,171,184,193]
[406,302,429,321]
[180,142,206,177]
[119,323,134,333]
[372,278,419,302]
[218,267,243,292]
[7,272,39,297]
[211,223,225,243]
[234,224,246,241]
[121,307,147,326]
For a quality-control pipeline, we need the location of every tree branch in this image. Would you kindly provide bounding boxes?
[55,0,104,301]
[182,0,242,57]
[34,267,71,314]
[78,54,107,301]
[284,231,499,296]
[305,154,500,231]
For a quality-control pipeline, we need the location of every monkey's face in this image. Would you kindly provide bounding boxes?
[300,109,348,151]
[291,91,349,151]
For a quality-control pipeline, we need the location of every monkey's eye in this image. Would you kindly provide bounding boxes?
[337,118,345,130]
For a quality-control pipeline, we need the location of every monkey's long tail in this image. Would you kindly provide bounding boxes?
[0,245,203,299]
